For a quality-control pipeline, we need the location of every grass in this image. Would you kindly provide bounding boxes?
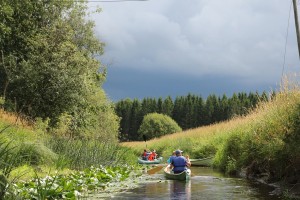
[0,108,138,199]
[122,85,300,182]
[121,115,250,160]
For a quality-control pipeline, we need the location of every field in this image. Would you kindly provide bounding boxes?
[123,85,300,181]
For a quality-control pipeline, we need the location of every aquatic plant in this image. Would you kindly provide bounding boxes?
[9,166,131,199]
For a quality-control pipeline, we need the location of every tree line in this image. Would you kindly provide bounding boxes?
[115,92,271,141]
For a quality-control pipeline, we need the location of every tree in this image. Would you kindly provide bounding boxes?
[173,96,185,128]
[219,94,229,121]
[138,113,182,140]
[0,1,119,140]
[1,1,99,117]
[161,96,174,117]
[129,99,142,140]
[115,99,133,141]
[157,97,163,113]
[195,96,205,126]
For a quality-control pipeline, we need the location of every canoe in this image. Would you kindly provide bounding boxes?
[137,157,163,164]
[164,165,191,181]
[189,157,213,167]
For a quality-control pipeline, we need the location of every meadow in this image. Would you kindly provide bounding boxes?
[123,84,300,185]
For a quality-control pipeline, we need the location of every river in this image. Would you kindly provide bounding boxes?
[93,167,280,199]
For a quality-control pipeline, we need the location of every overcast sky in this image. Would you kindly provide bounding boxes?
[89,0,300,101]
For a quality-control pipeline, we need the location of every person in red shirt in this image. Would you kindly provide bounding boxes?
[142,149,148,160]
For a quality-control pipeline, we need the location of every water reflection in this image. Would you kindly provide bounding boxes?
[169,180,191,200]
[108,167,280,200]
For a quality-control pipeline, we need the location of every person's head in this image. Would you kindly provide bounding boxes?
[175,149,183,156]
[144,149,147,152]
[172,151,176,156]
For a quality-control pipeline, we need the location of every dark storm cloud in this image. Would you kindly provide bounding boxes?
[90,0,300,100]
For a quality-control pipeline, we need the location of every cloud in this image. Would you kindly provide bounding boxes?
[90,0,300,99]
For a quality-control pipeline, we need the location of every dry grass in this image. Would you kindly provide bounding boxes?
[121,113,252,157]
[0,109,32,130]
[121,76,300,163]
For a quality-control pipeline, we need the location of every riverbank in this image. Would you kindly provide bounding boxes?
[239,167,300,199]
[122,88,300,199]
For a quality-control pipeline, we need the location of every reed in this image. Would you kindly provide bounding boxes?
[45,136,137,170]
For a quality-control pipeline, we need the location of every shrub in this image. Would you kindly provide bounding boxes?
[138,113,182,140]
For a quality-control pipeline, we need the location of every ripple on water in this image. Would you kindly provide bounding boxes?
[91,167,281,200]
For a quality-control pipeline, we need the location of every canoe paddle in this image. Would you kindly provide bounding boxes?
[147,164,165,175]
[142,134,147,148]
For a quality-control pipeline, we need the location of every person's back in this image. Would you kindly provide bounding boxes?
[172,155,187,173]
[170,149,190,174]
[142,149,148,160]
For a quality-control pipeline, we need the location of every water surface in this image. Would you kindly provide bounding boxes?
[100,167,279,199]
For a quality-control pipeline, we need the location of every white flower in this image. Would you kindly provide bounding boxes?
[90,177,98,184]
[28,188,37,194]
[51,183,59,190]
[74,190,82,197]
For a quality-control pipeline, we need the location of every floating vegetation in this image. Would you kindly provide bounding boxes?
[8,166,132,199]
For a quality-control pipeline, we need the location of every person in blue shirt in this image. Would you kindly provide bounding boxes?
[170,149,191,174]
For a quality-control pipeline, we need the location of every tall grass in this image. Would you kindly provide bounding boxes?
[122,83,300,182]
[0,135,50,199]
[121,116,248,159]
[45,136,137,170]
[0,108,137,198]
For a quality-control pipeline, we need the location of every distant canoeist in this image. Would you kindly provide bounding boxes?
[141,149,150,160]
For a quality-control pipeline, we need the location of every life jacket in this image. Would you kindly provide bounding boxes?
[171,156,187,173]
[148,154,154,161]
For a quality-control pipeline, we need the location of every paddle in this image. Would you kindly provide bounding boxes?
[142,134,147,148]
[147,164,165,175]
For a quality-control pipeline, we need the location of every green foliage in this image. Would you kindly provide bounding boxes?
[138,113,182,140]
[18,142,57,166]
[116,92,265,141]
[213,132,244,174]
[45,136,133,170]
[0,134,56,199]
[55,88,120,141]
[191,143,216,159]
[10,166,131,199]
[212,90,300,180]
[0,0,119,142]
[0,138,18,178]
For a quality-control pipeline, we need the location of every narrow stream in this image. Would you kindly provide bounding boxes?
[99,167,280,199]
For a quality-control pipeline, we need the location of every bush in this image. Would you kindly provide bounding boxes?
[138,113,182,140]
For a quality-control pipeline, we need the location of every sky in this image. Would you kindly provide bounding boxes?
[89,0,300,101]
